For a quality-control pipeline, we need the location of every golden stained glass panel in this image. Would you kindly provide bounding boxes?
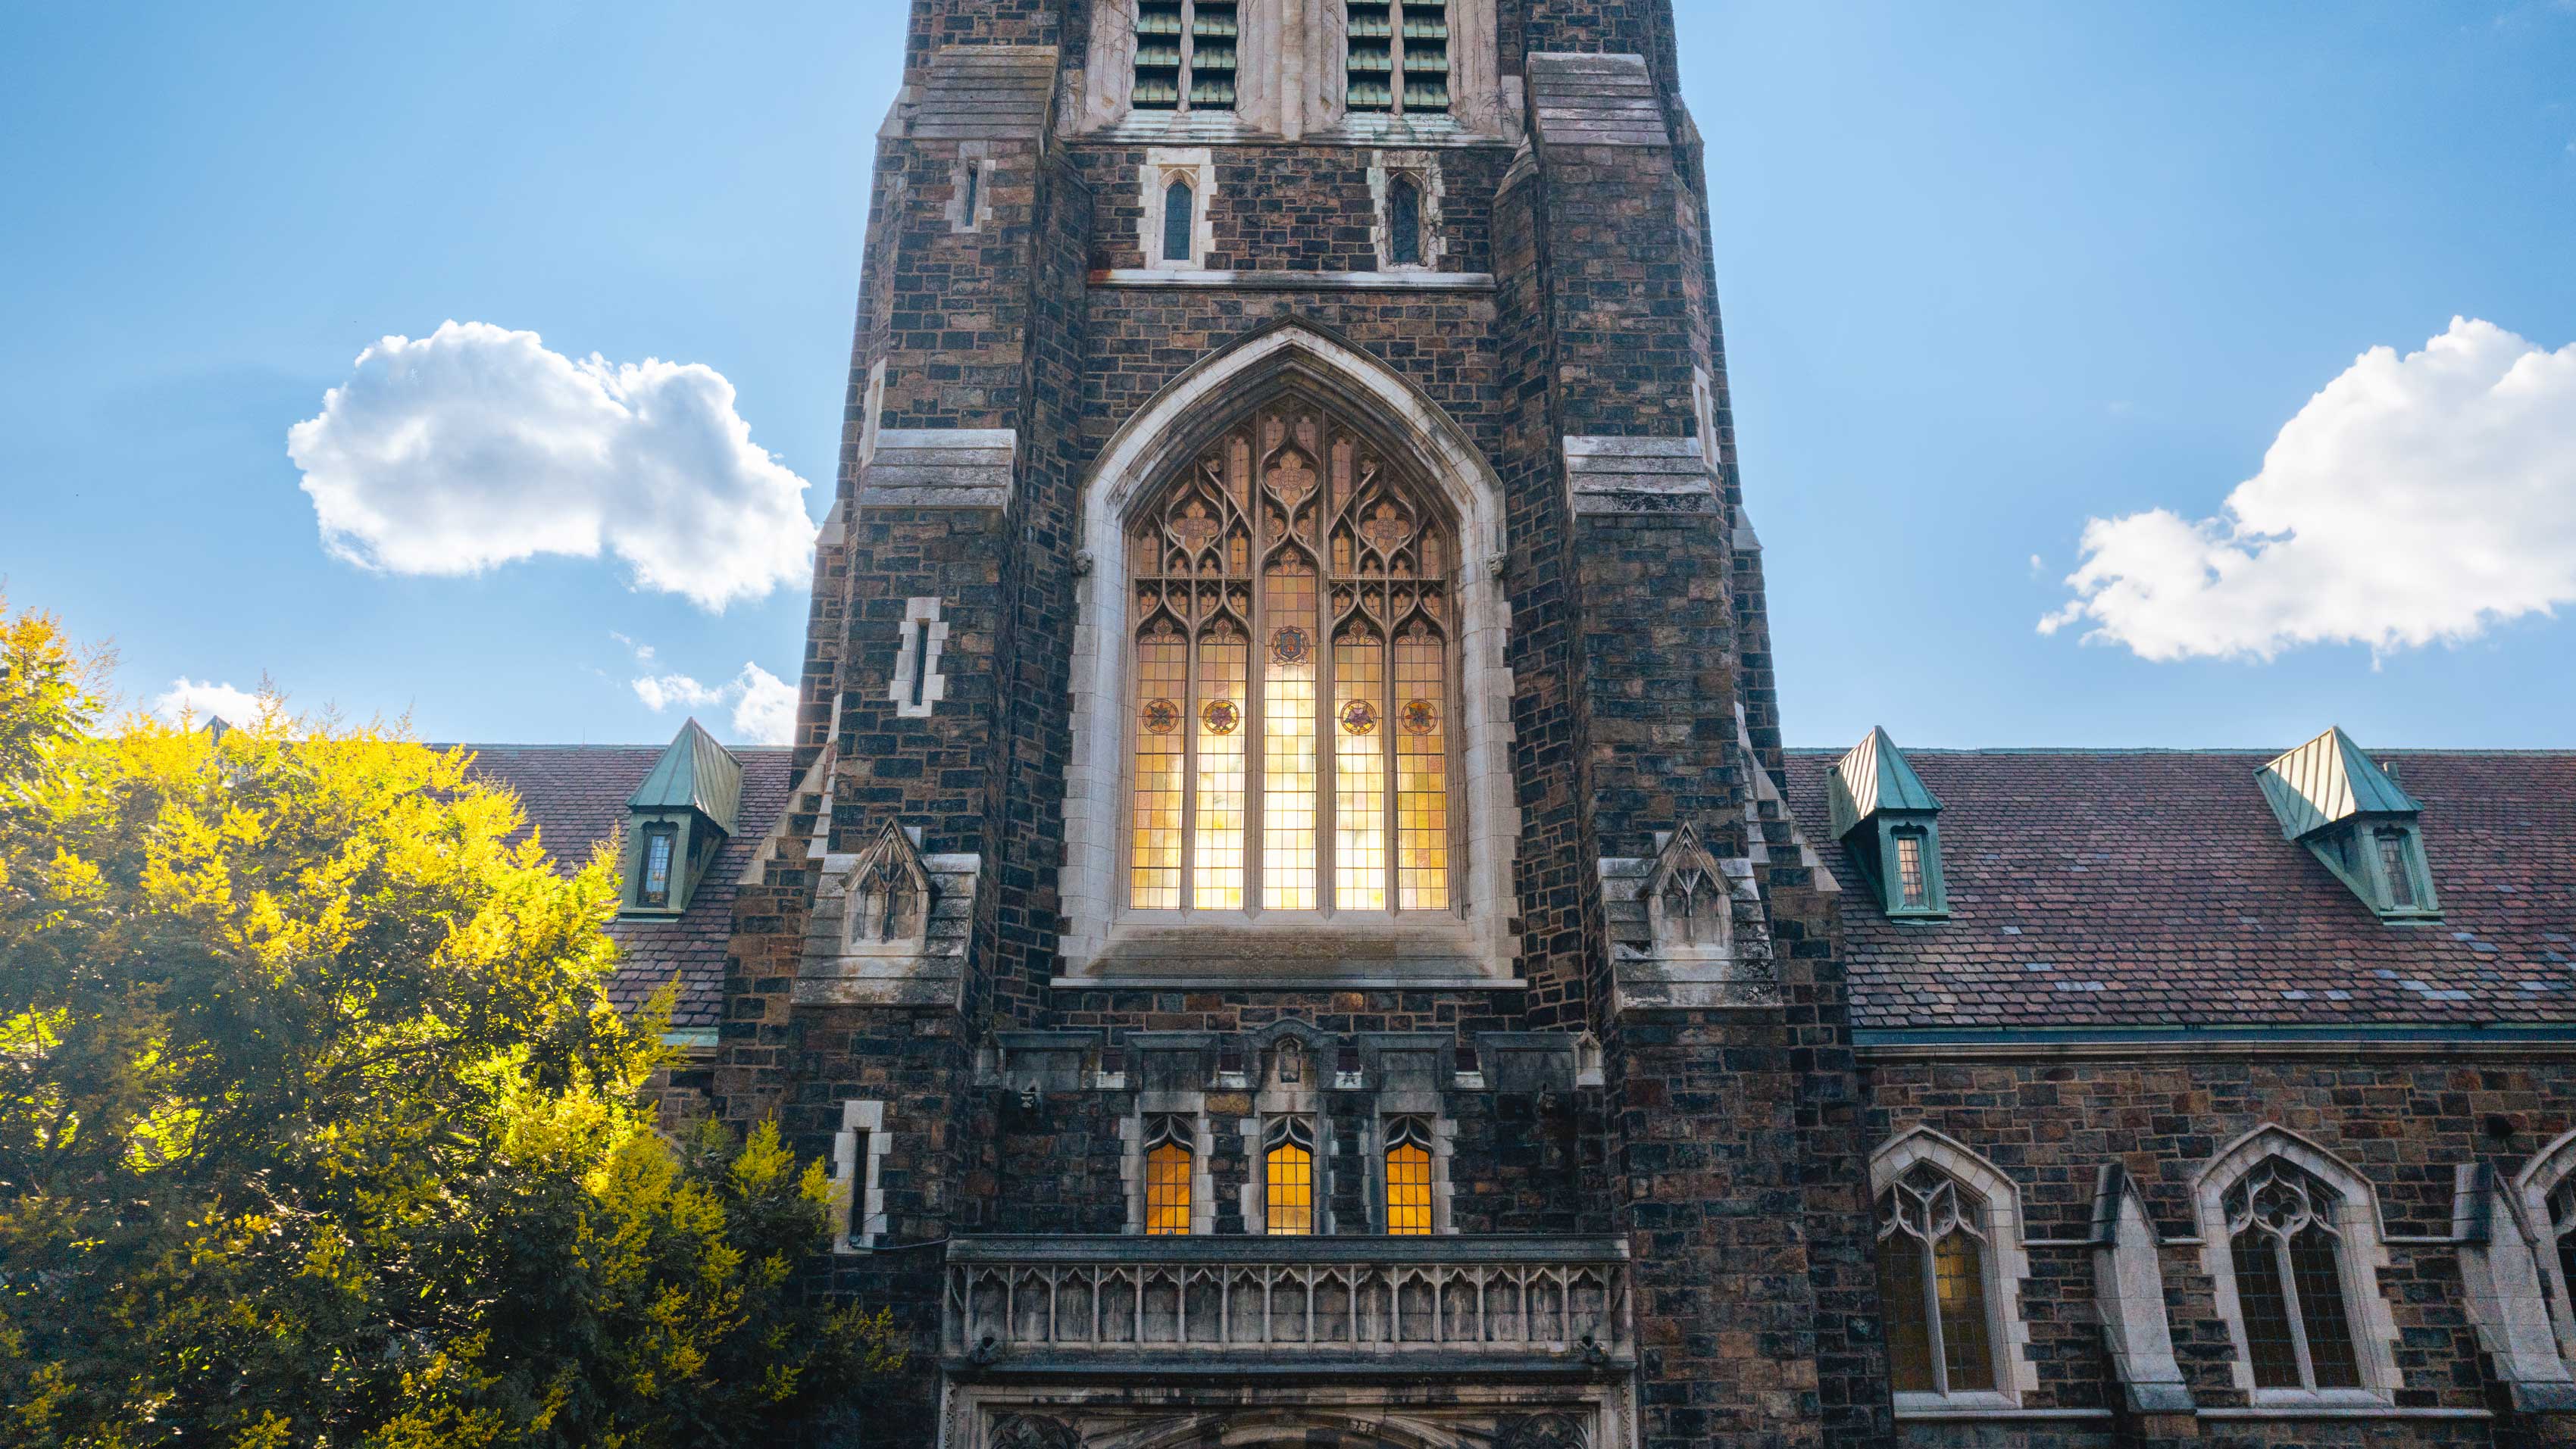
[1265,1140,1315,1235]
[1193,629,1248,909]
[1334,634,1388,910]
[1145,1141,1193,1235]
[1395,631,1449,910]
[1387,1139,1433,1235]
[1130,628,1188,910]
[1262,565,1318,910]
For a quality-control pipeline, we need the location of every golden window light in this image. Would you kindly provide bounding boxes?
[1125,401,1457,917]
[1265,1122,1315,1235]
[1386,1118,1434,1235]
[1144,1135,1193,1235]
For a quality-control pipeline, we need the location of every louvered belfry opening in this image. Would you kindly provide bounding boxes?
[1127,398,1457,919]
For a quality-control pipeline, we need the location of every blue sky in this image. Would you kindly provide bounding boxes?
[3,2,2571,749]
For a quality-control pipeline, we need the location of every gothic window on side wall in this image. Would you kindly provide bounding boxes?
[2221,1159,2368,1393]
[1127,401,1458,919]
[1876,1160,2004,1401]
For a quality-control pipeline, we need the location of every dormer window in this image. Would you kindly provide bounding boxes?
[2256,728,2440,922]
[1894,829,1929,910]
[619,719,744,917]
[639,825,676,908]
[1827,727,1949,920]
[1133,1,1238,112]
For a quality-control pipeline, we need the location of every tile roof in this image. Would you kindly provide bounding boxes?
[447,744,799,1029]
[1780,749,2576,1032]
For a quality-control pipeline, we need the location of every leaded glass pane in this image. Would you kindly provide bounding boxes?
[1266,1141,1314,1235]
[1262,561,1319,909]
[1395,629,1449,910]
[1877,1216,1934,1393]
[1193,626,1248,908]
[1386,1137,1433,1235]
[2232,1229,2301,1388]
[1163,179,1194,264]
[1130,623,1188,909]
[1934,1232,1995,1392]
[2291,1225,2363,1388]
[1333,632,1388,910]
[1146,1139,1193,1235]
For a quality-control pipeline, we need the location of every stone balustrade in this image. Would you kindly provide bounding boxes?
[943,1235,1633,1372]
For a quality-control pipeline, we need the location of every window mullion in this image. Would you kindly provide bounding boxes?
[1180,622,1199,910]
[1316,523,1335,916]
[1246,496,1265,913]
[2274,1231,2318,1391]
[1175,0,1194,114]
[1388,0,1405,117]
[1921,1235,1949,1398]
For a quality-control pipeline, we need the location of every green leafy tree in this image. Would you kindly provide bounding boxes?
[0,594,898,1447]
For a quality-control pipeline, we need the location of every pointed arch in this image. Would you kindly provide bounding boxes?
[1869,1128,2037,1405]
[2191,1123,2402,1403]
[1062,320,1516,984]
[2515,1126,2576,1359]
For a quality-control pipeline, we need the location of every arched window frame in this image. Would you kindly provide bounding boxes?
[1061,325,1520,988]
[1870,1129,2036,1410]
[1382,1114,1437,1235]
[2193,1125,2402,1405]
[1261,1115,1320,1235]
[1124,1110,1214,1236]
[2515,1126,2576,1361]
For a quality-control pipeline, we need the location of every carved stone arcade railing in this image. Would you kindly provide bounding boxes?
[943,1235,1633,1372]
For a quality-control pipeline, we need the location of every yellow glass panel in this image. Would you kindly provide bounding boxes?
[1262,566,1318,910]
[1265,1140,1314,1235]
[1130,629,1188,910]
[1387,1139,1433,1235]
[1193,629,1248,908]
[1394,632,1449,910]
[1334,634,1388,910]
[1146,1141,1193,1235]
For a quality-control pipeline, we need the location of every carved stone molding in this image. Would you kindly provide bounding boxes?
[989,1412,1080,1449]
[1493,1413,1587,1449]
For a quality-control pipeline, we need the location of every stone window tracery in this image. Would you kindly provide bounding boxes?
[2223,1160,2365,1391]
[1127,401,1456,917]
[1877,1161,2000,1398]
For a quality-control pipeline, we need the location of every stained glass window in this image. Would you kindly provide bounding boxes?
[1876,1162,1998,1397]
[1265,1120,1315,1235]
[1386,1117,1434,1235]
[2223,1158,2365,1391]
[1388,176,1423,266]
[1162,178,1196,265]
[1144,1129,1193,1235]
[1127,402,1457,917]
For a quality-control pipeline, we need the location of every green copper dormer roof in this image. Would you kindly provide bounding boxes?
[626,718,744,835]
[2256,726,2425,842]
[1827,726,1943,839]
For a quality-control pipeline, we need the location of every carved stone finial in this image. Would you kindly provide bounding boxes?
[847,820,933,955]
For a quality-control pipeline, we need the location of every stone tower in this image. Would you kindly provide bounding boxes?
[711,4,1891,1444]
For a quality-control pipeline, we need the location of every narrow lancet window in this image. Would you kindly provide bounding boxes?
[1877,1162,1999,1398]
[1386,1117,1434,1235]
[1388,176,1422,266]
[1162,178,1195,265]
[1143,1120,1194,1235]
[1265,1119,1316,1235]
[2224,1160,2364,1391]
[1125,403,1457,917]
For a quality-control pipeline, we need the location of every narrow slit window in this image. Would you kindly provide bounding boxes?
[845,1129,871,1243]
[1162,177,1196,266]
[639,824,676,908]
[1385,1118,1434,1235]
[959,164,980,227]
[1387,176,1422,265]
[1133,2,1238,113]
[1346,0,1449,116]
[1875,1161,1998,1399]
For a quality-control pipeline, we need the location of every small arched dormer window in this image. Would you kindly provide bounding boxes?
[1127,401,1458,917]
[1387,176,1422,267]
[1161,178,1196,266]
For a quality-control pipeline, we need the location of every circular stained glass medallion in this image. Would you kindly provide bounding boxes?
[1400,699,1439,735]
[1340,700,1380,735]
[1270,626,1311,667]
[1202,699,1241,735]
[1141,698,1182,735]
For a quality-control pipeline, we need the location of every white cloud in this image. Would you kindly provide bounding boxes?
[2041,317,2576,661]
[631,661,799,746]
[153,678,267,726]
[288,320,816,612]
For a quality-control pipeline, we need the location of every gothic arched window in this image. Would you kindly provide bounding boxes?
[1265,1117,1317,1235]
[1143,1117,1194,1235]
[1127,401,1456,917]
[1385,1116,1434,1235]
[2221,1159,2365,1391]
[1161,177,1196,265]
[1877,1160,2001,1398]
[1387,176,1423,267]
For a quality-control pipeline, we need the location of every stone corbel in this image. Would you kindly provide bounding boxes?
[2089,1163,2196,1421]
[2453,1162,2576,1414]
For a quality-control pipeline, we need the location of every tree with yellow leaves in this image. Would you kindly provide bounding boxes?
[0,595,899,1447]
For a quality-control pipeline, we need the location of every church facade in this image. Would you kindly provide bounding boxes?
[469,4,2576,1447]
